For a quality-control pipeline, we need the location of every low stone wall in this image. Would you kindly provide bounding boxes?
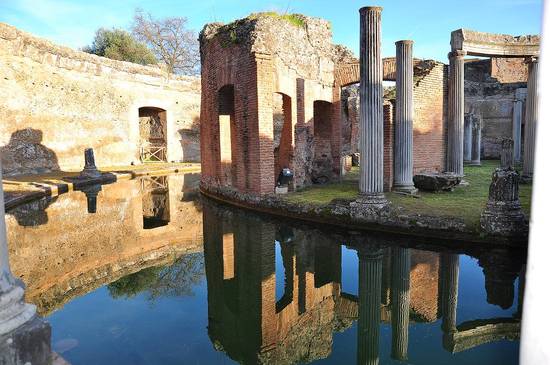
[200,185,528,246]
[0,23,201,176]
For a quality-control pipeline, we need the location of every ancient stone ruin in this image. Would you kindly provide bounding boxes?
[480,139,527,237]
[199,11,447,196]
[0,22,201,176]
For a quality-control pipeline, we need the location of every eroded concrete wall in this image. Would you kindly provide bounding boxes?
[0,23,201,176]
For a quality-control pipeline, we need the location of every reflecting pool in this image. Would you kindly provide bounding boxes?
[5,173,525,364]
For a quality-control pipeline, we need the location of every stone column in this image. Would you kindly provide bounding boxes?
[357,247,383,365]
[440,253,459,334]
[358,6,387,205]
[470,115,482,166]
[393,40,417,194]
[463,114,472,163]
[391,247,411,361]
[447,51,466,176]
[0,161,37,336]
[522,57,539,181]
[512,88,526,164]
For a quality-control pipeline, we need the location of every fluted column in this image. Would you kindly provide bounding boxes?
[447,51,466,175]
[470,115,482,166]
[522,57,539,181]
[0,161,37,335]
[463,114,472,163]
[393,40,417,194]
[358,6,387,205]
[440,253,459,334]
[391,247,411,361]
[512,88,526,164]
[357,247,383,365]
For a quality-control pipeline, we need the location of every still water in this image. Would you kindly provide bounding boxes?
[6,173,525,365]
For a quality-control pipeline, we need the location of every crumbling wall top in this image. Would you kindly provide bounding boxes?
[451,29,540,57]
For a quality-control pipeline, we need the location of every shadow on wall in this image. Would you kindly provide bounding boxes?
[0,128,60,176]
[178,116,201,163]
[7,197,57,227]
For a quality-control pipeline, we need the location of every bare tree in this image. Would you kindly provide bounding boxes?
[132,9,200,75]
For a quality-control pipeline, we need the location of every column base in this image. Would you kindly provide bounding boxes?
[392,184,418,195]
[355,193,389,208]
[0,278,37,336]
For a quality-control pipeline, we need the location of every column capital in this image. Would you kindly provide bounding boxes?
[448,50,467,60]
[359,6,383,14]
[395,39,414,46]
[524,56,538,64]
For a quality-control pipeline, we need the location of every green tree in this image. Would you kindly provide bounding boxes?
[83,27,157,66]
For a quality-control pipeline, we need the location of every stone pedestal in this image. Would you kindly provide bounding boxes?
[447,51,466,175]
[463,113,473,163]
[522,58,538,181]
[393,40,417,194]
[358,6,387,207]
[480,168,528,237]
[79,148,101,179]
[470,114,482,166]
[0,317,51,365]
[357,246,383,365]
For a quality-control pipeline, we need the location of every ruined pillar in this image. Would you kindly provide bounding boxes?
[470,114,482,166]
[447,51,466,175]
[480,155,527,237]
[512,88,527,164]
[391,247,411,361]
[0,160,51,364]
[358,6,387,206]
[357,247,383,365]
[393,40,417,194]
[440,253,459,334]
[463,114,472,164]
[501,138,514,170]
[522,57,539,181]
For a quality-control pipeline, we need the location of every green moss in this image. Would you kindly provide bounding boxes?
[249,12,306,28]
[284,161,533,232]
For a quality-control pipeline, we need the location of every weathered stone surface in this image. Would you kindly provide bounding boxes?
[0,316,51,365]
[480,168,527,237]
[413,173,461,192]
[0,22,201,176]
[451,29,540,57]
[500,138,514,169]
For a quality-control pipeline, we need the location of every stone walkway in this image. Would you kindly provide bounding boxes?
[2,163,201,210]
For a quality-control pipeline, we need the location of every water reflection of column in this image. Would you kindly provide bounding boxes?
[440,253,459,334]
[357,247,383,365]
[391,247,411,361]
[0,162,37,335]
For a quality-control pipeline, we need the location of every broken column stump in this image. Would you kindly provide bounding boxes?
[79,148,101,179]
[480,165,527,237]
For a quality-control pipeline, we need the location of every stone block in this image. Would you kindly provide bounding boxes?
[413,173,462,192]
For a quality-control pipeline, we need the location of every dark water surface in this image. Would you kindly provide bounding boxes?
[6,173,525,365]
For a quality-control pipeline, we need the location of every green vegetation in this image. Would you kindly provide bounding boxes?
[284,160,532,231]
[83,28,157,66]
[250,12,307,28]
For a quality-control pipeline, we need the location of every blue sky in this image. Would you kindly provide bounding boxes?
[0,0,543,62]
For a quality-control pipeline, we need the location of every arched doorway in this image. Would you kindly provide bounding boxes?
[313,100,333,184]
[218,85,236,186]
[139,107,167,162]
[273,92,292,185]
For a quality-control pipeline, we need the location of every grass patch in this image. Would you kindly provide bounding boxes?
[249,12,306,28]
[284,160,532,231]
